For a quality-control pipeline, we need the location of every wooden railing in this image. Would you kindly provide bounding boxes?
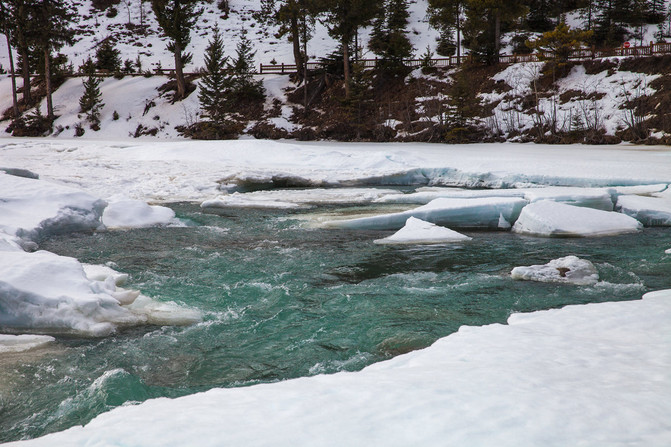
[259,41,671,74]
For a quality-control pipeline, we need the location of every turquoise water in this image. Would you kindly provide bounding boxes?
[2,201,671,442]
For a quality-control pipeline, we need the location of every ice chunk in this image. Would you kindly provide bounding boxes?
[83,264,129,286]
[0,251,200,336]
[325,197,528,231]
[522,187,614,211]
[0,172,106,242]
[512,201,642,237]
[375,187,527,205]
[374,217,472,245]
[0,334,55,354]
[102,200,176,229]
[511,256,599,285]
[616,195,671,226]
[202,188,399,210]
[613,184,668,196]
[666,248,671,254]
[0,231,24,252]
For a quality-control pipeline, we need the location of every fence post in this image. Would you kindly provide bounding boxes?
[650,41,654,55]
[281,63,284,74]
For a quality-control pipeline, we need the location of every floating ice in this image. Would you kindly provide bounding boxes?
[0,251,200,337]
[374,187,527,205]
[616,195,671,226]
[512,201,642,237]
[0,334,55,354]
[374,217,472,245]
[102,199,176,229]
[325,197,528,230]
[511,256,599,285]
[202,188,400,210]
[522,187,614,211]
[0,172,106,242]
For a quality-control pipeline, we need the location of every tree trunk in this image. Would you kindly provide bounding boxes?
[290,13,304,82]
[343,36,350,99]
[494,9,501,63]
[44,47,53,119]
[6,34,19,117]
[456,7,461,64]
[174,40,186,100]
[19,47,31,106]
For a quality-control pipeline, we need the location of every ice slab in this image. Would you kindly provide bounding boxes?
[102,200,176,229]
[0,251,201,337]
[374,217,472,245]
[511,256,599,285]
[522,187,614,211]
[616,195,671,226]
[0,173,106,242]
[512,201,642,237]
[374,187,528,205]
[11,289,671,447]
[202,188,400,211]
[0,334,56,354]
[325,197,528,231]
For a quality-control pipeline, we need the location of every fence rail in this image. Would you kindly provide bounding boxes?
[259,40,671,74]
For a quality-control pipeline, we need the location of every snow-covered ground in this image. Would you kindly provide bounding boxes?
[1,139,671,445]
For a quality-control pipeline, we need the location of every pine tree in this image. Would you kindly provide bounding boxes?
[321,0,384,98]
[0,1,20,117]
[369,0,413,69]
[198,25,230,125]
[229,33,265,102]
[95,38,122,72]
[151,0,202,100]
[527,22,593,64]
[427,0,465,58]
[29,0,75,120]
[463,0,527,64]
[79,65,105,129]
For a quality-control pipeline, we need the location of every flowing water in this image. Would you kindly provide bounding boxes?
[2,200,671,442]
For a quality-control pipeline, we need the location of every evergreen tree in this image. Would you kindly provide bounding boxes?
[198,25,230,125]
[369,0,413,69]
[4,0,38,106]
[320,0,383,98]
[29,0,75,120]
[229,33,265,102]
[527,22,593,64]
[95,38,122,72]
[151,0,202,100]
[258,0,318,83]
[79,64,105,129]
[463,0,527,64]
[427,0,465,58]
[0,0,19,117]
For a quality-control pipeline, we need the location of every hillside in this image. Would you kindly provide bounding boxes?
[1,0,671,143]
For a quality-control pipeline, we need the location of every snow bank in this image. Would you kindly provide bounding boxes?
[11,289,671,447]
[0,172,106,242]
[325,197,528,231]
[102,199,176,229]
[374,217,472,245]
[511,256,599,285]
[616,195,671,226]
[512,201,642,237]
[0,251,200,336]
[0,334,55,354]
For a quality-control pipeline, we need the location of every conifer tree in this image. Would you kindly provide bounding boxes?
[95,38,122,72]
[29,0,75,120]
[151,0,202,100]
[463,0,526,64]
[5,0,38,106]
[369,0,413,68]
[229,33,265,102]
[0,1,19,117]
[198,25,230,125]
[321,0,383,98]
[427,0,465,58]
[79,64,105,129]
[527,22,593,64]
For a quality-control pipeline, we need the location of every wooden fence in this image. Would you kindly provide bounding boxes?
[259,41,671,74]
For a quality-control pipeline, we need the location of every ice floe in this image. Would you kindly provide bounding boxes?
[325,197,528,230]
[511,256,599,285]
[616,195,671,226]
[0,172,106,242]
[102,199,176,229]
[0,334,56,354]
[512,201,642,237]
[0,250,200,336]
[374,217,472,245]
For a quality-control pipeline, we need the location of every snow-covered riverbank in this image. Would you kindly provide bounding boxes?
[2,139,671,445]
